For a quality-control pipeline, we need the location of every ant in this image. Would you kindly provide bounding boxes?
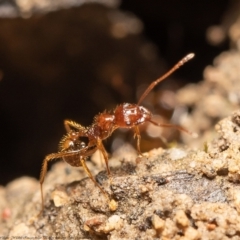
[39,53,195,214]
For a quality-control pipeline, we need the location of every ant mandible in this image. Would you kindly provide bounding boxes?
[39,53,195,214]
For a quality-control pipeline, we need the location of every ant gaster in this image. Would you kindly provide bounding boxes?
[39,53,195,213]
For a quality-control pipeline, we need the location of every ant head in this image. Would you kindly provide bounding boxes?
[59,131,86,152]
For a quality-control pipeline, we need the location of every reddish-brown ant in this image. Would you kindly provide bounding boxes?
[39,53,195,214]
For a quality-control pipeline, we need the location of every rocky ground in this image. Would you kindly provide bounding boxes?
[1,109,240,239]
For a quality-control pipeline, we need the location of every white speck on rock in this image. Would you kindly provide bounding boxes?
[51,189,70,207]
[169,148,187,161]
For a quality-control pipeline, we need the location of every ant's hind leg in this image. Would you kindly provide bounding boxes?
[134,126,143,156]
[148,120,197,137]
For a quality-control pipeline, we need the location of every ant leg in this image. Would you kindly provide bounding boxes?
[39,152,66,215]
[97,140,111,176]
[80,157,109,200]
[148,119,197,136]
[133,126,143,155]
[64,120,85,133]
[39,150,83,215]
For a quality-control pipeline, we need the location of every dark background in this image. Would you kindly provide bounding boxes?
[0,0,231,184]
[120,0,230,80]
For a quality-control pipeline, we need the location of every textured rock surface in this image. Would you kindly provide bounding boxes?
[1,110,240,239]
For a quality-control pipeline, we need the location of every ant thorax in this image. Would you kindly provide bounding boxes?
[90,113,116,140]
[114,103,152,128]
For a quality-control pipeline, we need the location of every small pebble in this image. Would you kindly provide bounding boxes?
[51,189,70,207]
[151,214,165,231]
[184,226,201,240]
[109,199,118,211]
[174,210,189,228]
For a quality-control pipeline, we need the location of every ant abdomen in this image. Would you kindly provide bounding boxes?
[114,103,152,128]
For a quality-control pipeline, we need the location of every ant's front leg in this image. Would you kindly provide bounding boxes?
[39,150,81,215]
[134,126,143,156]
[64,119,86,133]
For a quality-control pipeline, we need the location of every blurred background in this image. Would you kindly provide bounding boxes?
[0,0,234,184]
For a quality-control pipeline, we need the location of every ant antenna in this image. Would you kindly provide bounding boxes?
[137,53,195,105]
